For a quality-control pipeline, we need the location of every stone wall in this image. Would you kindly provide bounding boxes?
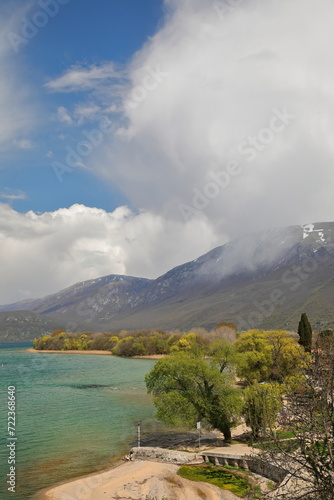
[130,446,202,464]
[201,452,288,483]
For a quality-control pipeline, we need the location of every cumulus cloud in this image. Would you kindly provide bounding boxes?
[0,203,222,304]
[90,0,334,239]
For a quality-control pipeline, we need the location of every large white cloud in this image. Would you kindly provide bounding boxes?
[4,0,334,304]
[0,203,221,304]
[91,0,334,239]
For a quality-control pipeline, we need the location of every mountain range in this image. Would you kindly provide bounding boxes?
[1,221,334,341]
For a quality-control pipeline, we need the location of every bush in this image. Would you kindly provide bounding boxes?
[50,329,66,337]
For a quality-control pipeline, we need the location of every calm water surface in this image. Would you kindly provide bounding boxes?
[0,342,159,499]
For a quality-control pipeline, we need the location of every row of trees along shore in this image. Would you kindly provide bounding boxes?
[33,323,239,354]
[33,315,330,361]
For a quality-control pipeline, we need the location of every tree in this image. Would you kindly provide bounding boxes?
[260,352,334,499]
[170,332,206,354]
[234,330,274,383]
[298,313,313,352]
[267,330,310,384]
[113,336,137,356]
[243,383,284,439]
[215,322,238,343]
[50,329,66,337]
[209,339,235,373]
[145,352,243,441]
[235,330,310,384]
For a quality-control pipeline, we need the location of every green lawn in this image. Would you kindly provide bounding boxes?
[177,464,258,497]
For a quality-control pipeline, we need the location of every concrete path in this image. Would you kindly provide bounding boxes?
[206,443,259,456]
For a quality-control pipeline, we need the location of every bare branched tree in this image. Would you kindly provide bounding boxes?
[260,352,334,500]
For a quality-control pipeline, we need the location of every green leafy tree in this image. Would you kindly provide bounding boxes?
[297,313,313,352]
[234,330,274,383]
[235,330,310,384]
[267,330,310,383]
[243,382,283,439]
[50,329,66,337]
[145,352,243,441]
[209,339,235,373]
[131,342,147,356]
[113,336,135,356]
[170,332,206,354]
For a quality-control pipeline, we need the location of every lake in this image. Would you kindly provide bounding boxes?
[0,342,159,499]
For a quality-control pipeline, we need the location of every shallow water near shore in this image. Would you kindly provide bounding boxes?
[0,342,159,500]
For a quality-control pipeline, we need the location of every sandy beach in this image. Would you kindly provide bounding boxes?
[25,349,164,359]
[25,348,112,355]
[42,460,239,500]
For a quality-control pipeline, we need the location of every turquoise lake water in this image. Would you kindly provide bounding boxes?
[0,343,159,499]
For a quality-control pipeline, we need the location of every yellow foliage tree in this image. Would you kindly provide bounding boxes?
[235,330,310,384]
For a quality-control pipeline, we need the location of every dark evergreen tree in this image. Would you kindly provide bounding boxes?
[297,313,312,352]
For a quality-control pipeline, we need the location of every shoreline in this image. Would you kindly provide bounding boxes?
[39,459,239,500]
[37,457,125,500]
[25,348,112,355]
[24,348,165,359]
[38,428,251,500]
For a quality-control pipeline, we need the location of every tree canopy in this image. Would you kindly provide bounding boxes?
[145,352,243,440]
[243,382,284,439]
[234,330,310,384]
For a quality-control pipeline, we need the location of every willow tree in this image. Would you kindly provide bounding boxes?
[145,352,242,441]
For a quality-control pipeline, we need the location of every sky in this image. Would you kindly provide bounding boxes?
[1,0,334,304]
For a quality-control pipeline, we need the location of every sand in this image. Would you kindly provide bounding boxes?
[42,460,239,500]
[25,349,164,358]
[25,349,112,355]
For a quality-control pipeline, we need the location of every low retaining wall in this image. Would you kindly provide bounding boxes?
[200,452,288,483]
[129,447,288,484]
[130,446,202,464]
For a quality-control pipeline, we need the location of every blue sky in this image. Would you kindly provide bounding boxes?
[1,0,164,213]
[1,0,334,304]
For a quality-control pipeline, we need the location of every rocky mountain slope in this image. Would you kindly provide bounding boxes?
[1,222,334,338]
[0,311,65,341]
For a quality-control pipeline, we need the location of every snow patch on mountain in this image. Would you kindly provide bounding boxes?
[302,223,326,243]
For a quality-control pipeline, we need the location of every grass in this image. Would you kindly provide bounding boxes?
[266,480,276,491]
[177,464,256,497]
[275,430,295,440]
[254,438,298,452]
[248,429,298,451]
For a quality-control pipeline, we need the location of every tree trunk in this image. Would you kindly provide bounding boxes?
[221,424,232,441]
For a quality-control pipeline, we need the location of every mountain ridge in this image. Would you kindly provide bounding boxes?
[1,221,334,339]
